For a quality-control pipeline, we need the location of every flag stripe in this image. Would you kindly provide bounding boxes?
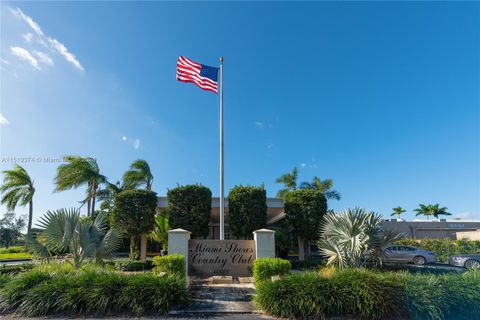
[176,56,218,94]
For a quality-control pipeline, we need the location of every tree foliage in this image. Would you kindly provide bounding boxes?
[284,189,327,243]
[0,165,35,238]
[0,212,26,248]
[275,167,299,198]
[111,190,157,237]
[391,206,406,219]
[414,203,451,220]
[167,184,211,238]
[122,159,153,191]
[299,176,341,200]
[227,185,267,239]
[54,156,107,216]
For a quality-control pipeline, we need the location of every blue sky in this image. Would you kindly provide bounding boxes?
[1,2,479,224]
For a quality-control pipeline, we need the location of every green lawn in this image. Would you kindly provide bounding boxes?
[0,252,32,260]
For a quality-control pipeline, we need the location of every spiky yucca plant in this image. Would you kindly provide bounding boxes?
[317,208,404,268]
[29,208,122,268]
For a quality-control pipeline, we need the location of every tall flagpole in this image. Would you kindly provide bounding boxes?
[219,57,225,240]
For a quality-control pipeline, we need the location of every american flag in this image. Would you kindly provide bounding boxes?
[176,56,219,94]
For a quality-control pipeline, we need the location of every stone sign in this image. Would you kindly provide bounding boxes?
[188,240,256,277]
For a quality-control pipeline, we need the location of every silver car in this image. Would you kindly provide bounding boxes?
[385,245,437,265]
[449,254,480,270]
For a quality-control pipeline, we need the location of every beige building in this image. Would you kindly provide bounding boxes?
[158,196,480,241]
[381,219,480,239]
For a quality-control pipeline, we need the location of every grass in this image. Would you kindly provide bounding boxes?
[255,267,480,320]
[0,264,189,316]
[0,246,32,260]
[0,252,32,260]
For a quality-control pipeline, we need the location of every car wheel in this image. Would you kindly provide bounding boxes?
[464,259,480,270]
[413,256,426,265]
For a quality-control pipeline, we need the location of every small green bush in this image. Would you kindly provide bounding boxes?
[253,257,291,284]
[152,254,185,277]
[0,263,34,275]
[114,259,153,271]
[290,258,324,270]
[0,266,189,316]
[395,238,480,263]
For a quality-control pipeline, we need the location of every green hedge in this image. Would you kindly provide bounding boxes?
[255,268,480,320]
[167,184,212,238]
[396,238,480,263]
[253,258,291,284]
[113,259,153,271]
[0,267,188,316]
[0,246,25,254]
[227,185,267,239]
[152,254,185,277]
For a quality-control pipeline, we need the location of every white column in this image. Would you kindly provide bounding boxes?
[167,228,191,284]
[253,228,276,258]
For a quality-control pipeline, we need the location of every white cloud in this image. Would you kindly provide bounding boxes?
[452,212,479,221]
[254,121,265,129]
[22,32,33,43]
[11,7,44,36]
[10,46,39,70]
[34,50,54,66]
[122,136,127,141]
[11,7,84,71]
[0,114,9,125]
[301,163,306,167]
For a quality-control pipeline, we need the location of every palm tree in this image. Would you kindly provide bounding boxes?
[29,208,122,268]
[317,208,404,268]
[275,167,299,198]
[97,181,124,212]
[149,212,170,252]
[300,176,341,200]
[123,159,153,191]
[0,165,35,239]
[414,204,434,220]
[391,206,406,220]
[54,156,107,216]
[430,204,451,220]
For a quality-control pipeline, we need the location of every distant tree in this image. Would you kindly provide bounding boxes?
[123,159,154,191]
[284,189,327,260]
[391,206,406,220]
[275,167,299,198]
[54,156,107,216]
[111,190,157,259]
[167,184,212,239]
[97,181,124,215]
[1,164,35,239]
[0,212,26,248]
[430,204,451,219]
[414,204,434,220]
[228,185,267,239]
[300,176,341,200]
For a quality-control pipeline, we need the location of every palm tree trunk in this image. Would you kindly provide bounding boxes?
[91,195,96,215]
[24,199,33,250]
[87,198,91,216]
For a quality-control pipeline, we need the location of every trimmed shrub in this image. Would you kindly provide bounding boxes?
[253,258,291,284]
[0,267,189,316]
[284,189,327,258]
[396,238,480,263]
[255,268,480,320]
[114,259,153,271]
[152,254,185,277]
[255,269,404,319]
[0,246,25,254]
[111,190,157,259]
[227,185,267,239]
[167,184,212,238]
